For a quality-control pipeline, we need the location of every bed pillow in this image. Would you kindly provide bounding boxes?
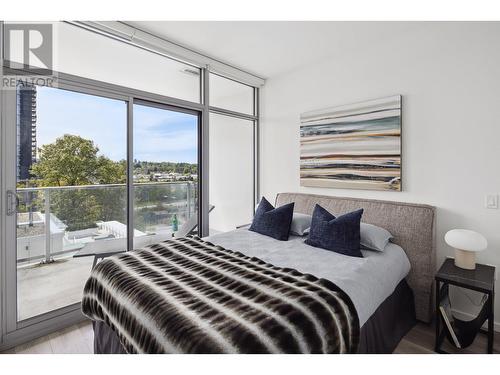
[249,197,294,241]
[360,223,393,252]
[305,204,364,258]
[290,213,312,236]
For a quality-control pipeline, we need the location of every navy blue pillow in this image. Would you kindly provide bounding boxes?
[305,204,364,258]
[249,197,294,241]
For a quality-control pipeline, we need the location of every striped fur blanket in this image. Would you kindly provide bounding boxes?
[82,236,359,354]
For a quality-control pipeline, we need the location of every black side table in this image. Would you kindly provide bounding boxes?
[435,258,495,353]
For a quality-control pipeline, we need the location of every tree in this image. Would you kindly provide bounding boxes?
[96,157,126,184]
[49,189,102,231]
[31,134,126,186]
[30,135,126,231]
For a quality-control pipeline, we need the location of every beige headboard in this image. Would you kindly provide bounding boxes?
[275,192,436,323]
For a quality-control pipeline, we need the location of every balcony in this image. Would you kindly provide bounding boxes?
[16,181,197,320]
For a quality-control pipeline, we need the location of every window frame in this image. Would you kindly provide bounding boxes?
[207,71,260,213]
[0,20,260,346]
[0,65,260,351]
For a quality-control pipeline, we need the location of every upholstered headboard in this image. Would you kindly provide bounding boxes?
[275,192,436,323]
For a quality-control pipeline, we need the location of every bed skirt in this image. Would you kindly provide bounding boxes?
[92,278,415,354]
[357,278,416,353]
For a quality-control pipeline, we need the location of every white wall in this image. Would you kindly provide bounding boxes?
[260,22,500,326]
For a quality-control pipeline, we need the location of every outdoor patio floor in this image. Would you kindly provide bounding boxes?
[17,255,94,321]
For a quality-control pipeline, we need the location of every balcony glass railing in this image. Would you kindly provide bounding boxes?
[16,181,198,265]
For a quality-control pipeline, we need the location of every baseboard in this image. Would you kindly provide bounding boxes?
[452,308,500,333]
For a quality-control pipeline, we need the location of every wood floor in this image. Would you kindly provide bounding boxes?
[1,320,499,354]
[395,323,500,354]
[1,321,93,354]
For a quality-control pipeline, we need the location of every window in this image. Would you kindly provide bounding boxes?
[209,113,255,234]
[1,22,259,347]
[54,22,201,103]
[209,73,254,115]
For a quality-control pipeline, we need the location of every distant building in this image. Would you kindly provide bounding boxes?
[17,83,37,181]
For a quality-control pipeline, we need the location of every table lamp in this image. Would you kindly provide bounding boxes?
[444,229,488,270]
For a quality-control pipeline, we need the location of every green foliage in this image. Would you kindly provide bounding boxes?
[96,157,127,184]
[30,135,127,230]
[133,161,197,176]
[49,190,101,231]
[95,187,127,223]
[31,134,113,186]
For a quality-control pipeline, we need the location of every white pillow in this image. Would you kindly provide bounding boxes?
[360,223,393,252]
[290,213,312,236]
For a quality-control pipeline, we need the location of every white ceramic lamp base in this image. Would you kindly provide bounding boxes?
[454,248,476,270]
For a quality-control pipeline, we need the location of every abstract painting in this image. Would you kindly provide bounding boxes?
[300,95,401,191]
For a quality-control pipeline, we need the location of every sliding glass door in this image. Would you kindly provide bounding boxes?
[13,84,128,321]
[1,80,202,341]
[133,102,199,247]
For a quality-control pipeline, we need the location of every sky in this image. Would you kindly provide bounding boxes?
[36,86,198,163]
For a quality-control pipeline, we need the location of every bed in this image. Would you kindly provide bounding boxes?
[85,193,436,354]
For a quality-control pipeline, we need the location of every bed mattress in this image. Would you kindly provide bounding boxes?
[206,228,411,326]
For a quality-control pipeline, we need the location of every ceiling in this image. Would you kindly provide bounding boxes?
[128,21,423,79]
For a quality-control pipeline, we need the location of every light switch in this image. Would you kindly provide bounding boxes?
[485,194,498,209]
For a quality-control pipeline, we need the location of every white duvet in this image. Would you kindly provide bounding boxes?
[206,228,410,326]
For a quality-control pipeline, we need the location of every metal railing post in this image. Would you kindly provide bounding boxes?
[187,182,191,219]
[44,189,51,263]
[27,190,34,226]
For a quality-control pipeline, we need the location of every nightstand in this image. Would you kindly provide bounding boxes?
[435,258,495,353]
